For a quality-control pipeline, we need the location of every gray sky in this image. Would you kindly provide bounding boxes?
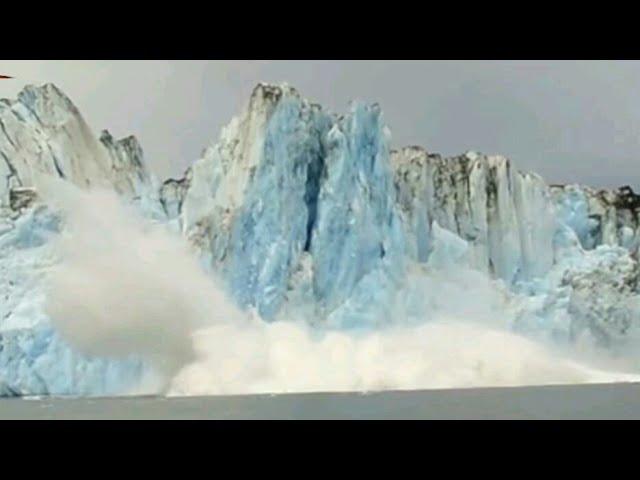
[1,60,639,189]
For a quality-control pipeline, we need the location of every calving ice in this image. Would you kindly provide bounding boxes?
[1,82,640,397]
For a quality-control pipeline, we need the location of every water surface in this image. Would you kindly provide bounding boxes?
[2,383,640,419]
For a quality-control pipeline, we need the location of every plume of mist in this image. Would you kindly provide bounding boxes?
[39,177,243,384]
[36,177,640,396]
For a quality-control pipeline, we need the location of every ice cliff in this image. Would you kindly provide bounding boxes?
[0,84,155,396]
[164,84,640,337]
[167,85,405,327]
[2,82,640,396]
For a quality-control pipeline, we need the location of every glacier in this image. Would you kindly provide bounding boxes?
[2,82,640,396]
[0,84,157,396]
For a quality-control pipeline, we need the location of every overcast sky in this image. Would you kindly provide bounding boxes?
[1,60,639,189]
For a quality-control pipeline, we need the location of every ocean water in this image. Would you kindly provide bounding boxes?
[2,383,640,419]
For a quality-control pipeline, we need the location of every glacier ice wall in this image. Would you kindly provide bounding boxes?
[550,183,640,253]
[392,147,557,284]
[3,82,640,396]
[167,84,566,329]
[165,83,640,350]
[174,85,406,327]
[0,85,157,397]
[0,84,150,208]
